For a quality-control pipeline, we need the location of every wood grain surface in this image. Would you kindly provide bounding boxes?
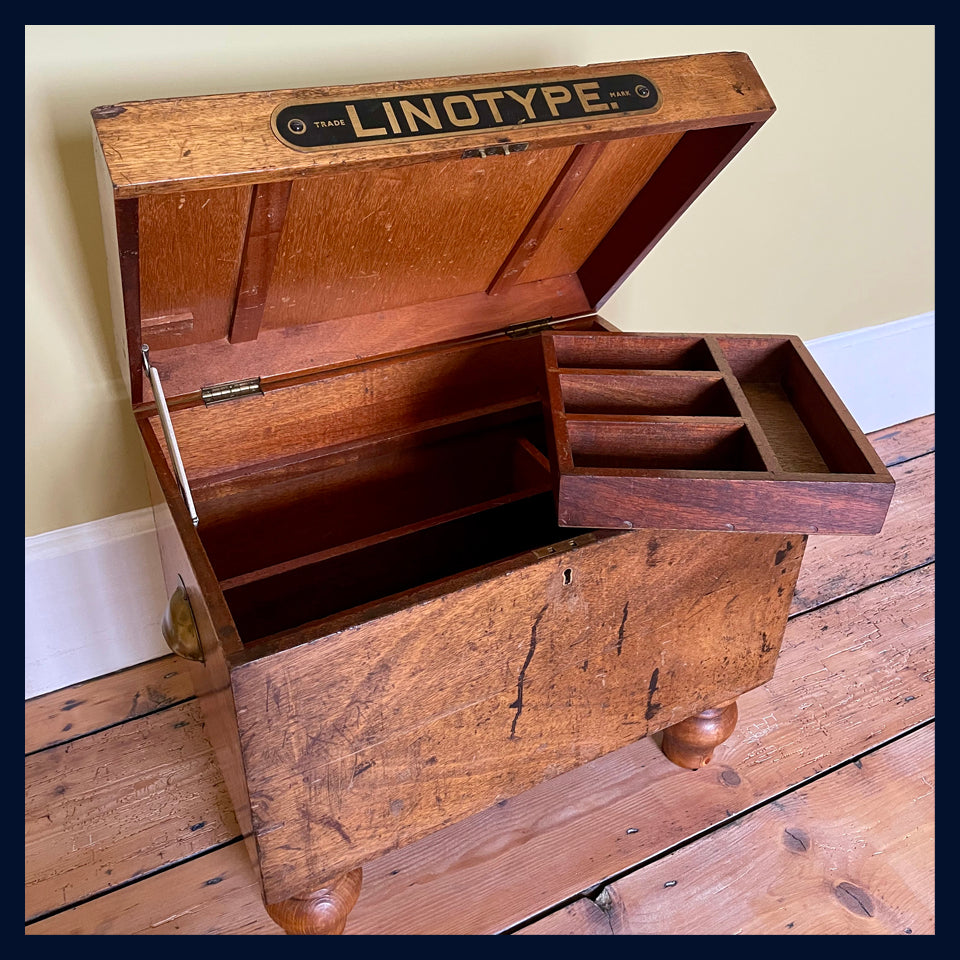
[24,701,239,923]
[25,657,194,755]
[140,277,590,401]
[138,187,251,349]
[230,530,800,903]
[488,142,607,294]
[262,148,572,325]
[521,724,934,935]
[93,132,141,400]
[792,454,934,614]
[740,382,830,472]
[152,335,544,483]
[92,53,774,197]
[866,416,934,465]
[557,471,894,535]
[138,424,260,881]
[27,841,280,936]
[229,181,292,343]
[519,133,683,285]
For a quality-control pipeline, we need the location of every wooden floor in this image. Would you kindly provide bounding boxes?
[25,415,934,936]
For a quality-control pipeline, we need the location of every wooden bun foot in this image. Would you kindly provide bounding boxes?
[265,868,363,935]
[661,701,738,770]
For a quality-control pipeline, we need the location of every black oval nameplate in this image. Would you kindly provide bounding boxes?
[271,74,660,151]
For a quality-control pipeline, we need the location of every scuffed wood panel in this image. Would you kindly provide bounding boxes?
[518,132,682,283]
[522,724,934,935]
[27,843,280,936]
[345,563,934,934]
[138,187,250,348]
[232,530,800,902]
[866,415,934,466]
[261,148,571,327]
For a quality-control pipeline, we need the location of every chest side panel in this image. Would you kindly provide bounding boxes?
[229,529,804,903]
[138,423,260,877]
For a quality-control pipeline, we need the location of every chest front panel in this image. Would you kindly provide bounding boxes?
[228,528,803,902]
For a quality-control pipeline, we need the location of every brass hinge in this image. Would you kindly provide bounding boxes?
[201,377,264,405]
[461,142,528,159]
[503,311,599,339]
[504,317,558,339]
[532,532,598,559]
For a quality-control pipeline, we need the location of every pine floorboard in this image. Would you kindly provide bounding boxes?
[25,415,935,936]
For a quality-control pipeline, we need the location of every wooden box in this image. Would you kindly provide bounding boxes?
[91,52,893,934]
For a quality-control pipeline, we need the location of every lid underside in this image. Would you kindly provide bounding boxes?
[93,53,775,402]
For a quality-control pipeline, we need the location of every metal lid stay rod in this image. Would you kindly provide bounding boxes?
[141,345,199,527]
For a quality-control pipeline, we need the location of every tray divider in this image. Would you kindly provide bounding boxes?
[705,335,781,474]
[564,414,745,425]
[541,335,575,472]
[552,367,726,379]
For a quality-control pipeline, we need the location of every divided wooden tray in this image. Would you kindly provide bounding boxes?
[542,331,895,534]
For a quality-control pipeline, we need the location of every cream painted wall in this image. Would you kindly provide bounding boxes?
[24,24,934,537]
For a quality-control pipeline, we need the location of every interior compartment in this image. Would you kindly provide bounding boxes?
[188,405,573,644]
[197,416,552,587]
[560,372,738,416]
[223,493,590,644]
[717,336,875,474]
[568,420,765,471]
[120,78,886,648]
[551,334,717,371]
[163,332,579,646]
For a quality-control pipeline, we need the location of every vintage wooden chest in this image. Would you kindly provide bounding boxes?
[91,52,894,934]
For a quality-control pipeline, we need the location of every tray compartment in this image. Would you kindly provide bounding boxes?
[568,420,765,471]
[552,333,717,371]
[717,336,876,474]
[542,330,895,535]
[560,372,738,417]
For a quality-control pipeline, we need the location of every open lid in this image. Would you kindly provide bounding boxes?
[92,52,775,404]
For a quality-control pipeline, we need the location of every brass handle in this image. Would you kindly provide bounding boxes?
[161,577,204,662]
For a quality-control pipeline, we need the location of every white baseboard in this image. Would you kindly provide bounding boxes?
[25,508,168,700]
[25,313,935,700]
[805,312,935,435]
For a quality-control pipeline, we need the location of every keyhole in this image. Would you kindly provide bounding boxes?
[562,568,573,586]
